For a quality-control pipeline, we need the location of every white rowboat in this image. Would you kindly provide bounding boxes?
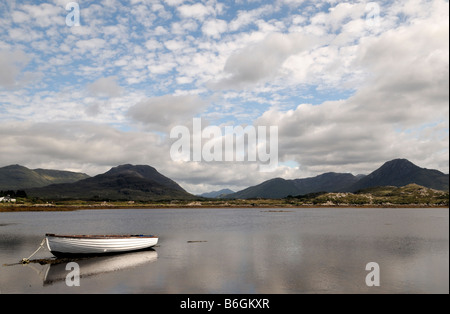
[45,234,158,257]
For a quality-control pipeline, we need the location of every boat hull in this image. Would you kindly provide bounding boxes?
[45,234,158,257]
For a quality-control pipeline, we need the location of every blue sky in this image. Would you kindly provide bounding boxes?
[0,0,448,194]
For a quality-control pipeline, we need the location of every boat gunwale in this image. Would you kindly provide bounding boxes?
[45,233,158,240]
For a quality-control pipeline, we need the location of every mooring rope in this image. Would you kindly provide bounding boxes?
[21,238,46,264]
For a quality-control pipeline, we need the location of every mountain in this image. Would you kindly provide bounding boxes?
[199,189,235,198]
[0,165,90,190]
[226,159,449,199]
[26,164,196,201]
[226,173,361,199]
[293,172,362,194]
[6,159,448,201]
[104,164,184,192]
[349,159,449,192]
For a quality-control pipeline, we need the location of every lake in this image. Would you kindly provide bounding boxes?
[0,208,448,294]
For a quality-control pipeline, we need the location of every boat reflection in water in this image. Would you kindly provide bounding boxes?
[42,249,158,286]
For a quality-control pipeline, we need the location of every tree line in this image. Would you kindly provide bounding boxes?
[0,190,27,198]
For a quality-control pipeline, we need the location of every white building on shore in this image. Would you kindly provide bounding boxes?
[0,196,16,203]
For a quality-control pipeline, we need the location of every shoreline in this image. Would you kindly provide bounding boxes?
[1,204,448,212]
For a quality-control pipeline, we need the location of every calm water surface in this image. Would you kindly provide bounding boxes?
[0,208,448,294]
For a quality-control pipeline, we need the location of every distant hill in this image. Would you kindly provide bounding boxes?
[5,159,448,201]
[26,164,196,201]
[226,173,361,199]
[0,165,89,190]
[200,189,235,198]
[349,159,449,192]
[226,159,449,199]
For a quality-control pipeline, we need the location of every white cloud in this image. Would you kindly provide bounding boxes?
[164,0,185,6]
[145,39,163,51]
[229,4,274,31]
[202,18,228,38]
[18,3,65,28]
[8,27,44,42]
[87,76,124,98]
[11,10,30,23]
[127,94,209,132]
[75,38,107,54]
[213,33,321,89]
[324,2,366,32]
[0,50,30,88]
[177,3,213,20]
[164,39,188,51]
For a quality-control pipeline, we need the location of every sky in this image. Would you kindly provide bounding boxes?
[0,0,448,194]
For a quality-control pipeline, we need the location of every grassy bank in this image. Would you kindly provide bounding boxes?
[1,200,448,212]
